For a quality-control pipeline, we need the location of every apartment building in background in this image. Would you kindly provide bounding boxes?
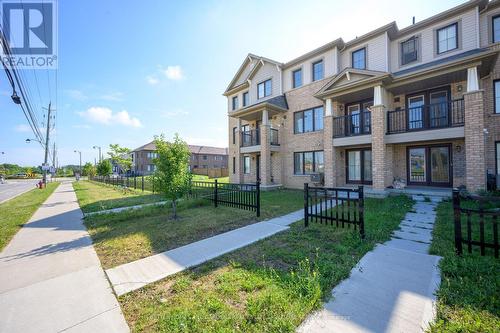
[226,0,500,193]
[131,141,228,175]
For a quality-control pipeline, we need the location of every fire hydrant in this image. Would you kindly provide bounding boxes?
[37,180,44,189]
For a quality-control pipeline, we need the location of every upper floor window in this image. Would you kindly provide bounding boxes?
[294,106,324,134]
[312,60,324,81]
[493,15,500,43]
[232,127,237,144]
[494,80,500,114]
[203,155,207,160]
[437,23,458,54]
[243,91,249,106]
[352,48,366,69]
[401,36,418,65]
[232,96,238,110]
[257,79,272,99]
[293,68,302,88]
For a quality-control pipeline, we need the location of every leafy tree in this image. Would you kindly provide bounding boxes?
[153,134,192,218]
[107,144,132,174]
[96,159,112,176]
[82,162,96,177]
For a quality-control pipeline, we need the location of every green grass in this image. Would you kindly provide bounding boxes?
[73,180,164,213]
[192,174,229,183]
[85,189,304,269]
[118,195,413,332]
[428,199,500,332]
[0,182,59,251]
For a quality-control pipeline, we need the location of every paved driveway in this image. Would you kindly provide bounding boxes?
[0,180,38,204]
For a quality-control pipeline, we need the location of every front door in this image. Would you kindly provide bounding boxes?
[407,145,452,186]
[407,95,425,130]
[346,148,372,185]
[256,154,261,182]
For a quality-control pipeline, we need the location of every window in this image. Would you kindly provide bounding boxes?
[401,36,418,65]
[203,155,207,160]
[257,79,272,99]
[243,156,250,174]
[294,151,324,175]
[232,127,237,144]
[493,15,500,43]
[495,80,500,114]
[437,23,458,54]
[232,96,238,110]
[232,157,236,174]
[294,107,324,133]
[147,164,157,172]
[312,60,323,81]
[352,48,366,69]
[147,152,157,159]
[293,68,302,88]
[243,91,249,106]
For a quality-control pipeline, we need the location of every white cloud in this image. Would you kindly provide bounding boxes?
[14,124,31,132]
[161,109,189,118]
[163,65,184,80]
[146,75,160,85]
[100,92,124,102]
[65,89,88,101]
[78,107,142,128]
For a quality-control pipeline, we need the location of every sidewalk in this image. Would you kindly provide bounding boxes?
[0,181,129,333]
[298,195,442,333]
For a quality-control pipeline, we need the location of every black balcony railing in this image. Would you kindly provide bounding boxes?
[333,111,371,138]
[270,128,279,146]
[241,129,260,147]
[387,99,464,134]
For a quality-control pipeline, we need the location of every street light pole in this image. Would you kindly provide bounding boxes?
[74,150,82,176]
[42,102,52,185]
[93,145,102,162]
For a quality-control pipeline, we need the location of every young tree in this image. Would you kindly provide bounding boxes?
[82,162,96,177]
[107,144,132,174]
[153,134,191,219]
[96,159,112,176]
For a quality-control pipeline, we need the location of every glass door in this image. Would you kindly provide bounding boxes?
[408,148,426,183]
[429,90,449,128]
[430,146,450,185]
[362,101,373,133]
[347,104,360,135]
[347,149,372,184]
[408,145,452,186]
[407,95,425,130]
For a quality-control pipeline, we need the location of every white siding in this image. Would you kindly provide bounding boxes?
[234,58,257,87]
[390,8,479,72]
[249,61,281,103]
[479,7,500,47]
[282,47,338,92]
[339,33,389,72]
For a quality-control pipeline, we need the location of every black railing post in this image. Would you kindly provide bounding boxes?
[359,186,365,239]
[304,183,309,227]
[141,175,144,192]
[453,189,463,256]
[214,179,218,208]
[134,176,137,189]
[256,181,260,217]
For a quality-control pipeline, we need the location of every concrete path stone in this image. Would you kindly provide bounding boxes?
[0,181,129,333]
[298,195,443,333]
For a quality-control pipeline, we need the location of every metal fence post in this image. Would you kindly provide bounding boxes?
[453,189,463,256]
[214,179,218,208]
[134,176,137,189]
[141,175,144,191]
[304,183,309,227]
[256,181,260,217]
[359,186,365,239]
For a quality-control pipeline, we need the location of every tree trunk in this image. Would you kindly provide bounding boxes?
[172,200,177,219]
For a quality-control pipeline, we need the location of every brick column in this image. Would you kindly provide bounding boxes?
[323,98,335,187]
[371,104,386,191]
[464,90,486,192]
[260,123,271,186]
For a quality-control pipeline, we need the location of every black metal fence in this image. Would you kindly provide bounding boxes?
[333,111,371,138]
[453,189,499,258]
[190,180,260,216]
[89,175,158,193]
[304,183,365,238]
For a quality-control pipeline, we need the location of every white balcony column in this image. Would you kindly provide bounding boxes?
[325,98,333,116]
[324,98,335,187]
[466,66,479,92]
[262,109,269,125]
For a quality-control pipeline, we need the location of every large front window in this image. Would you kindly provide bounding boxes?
[347,149,372,184]
[437,23,458,54]
[401,36,418,65]
[352,48,366,69]
[294,151,324,175]
[294,107,324,133]
[257,79,272,99]
[312,60,323,81]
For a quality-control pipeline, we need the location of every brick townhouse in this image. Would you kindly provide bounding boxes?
[131,141,228,175]
[226,0,500,194]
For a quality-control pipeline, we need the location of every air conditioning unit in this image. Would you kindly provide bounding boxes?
[310,173,324,185]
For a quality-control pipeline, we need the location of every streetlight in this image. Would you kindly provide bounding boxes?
[74,150,82,177]
[26,138,49,184]
[93,145,102,163]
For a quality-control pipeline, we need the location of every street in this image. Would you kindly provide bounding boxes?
[0,180,39,204]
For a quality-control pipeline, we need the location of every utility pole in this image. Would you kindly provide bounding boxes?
[42,103,52,185]
[52,142,56,181]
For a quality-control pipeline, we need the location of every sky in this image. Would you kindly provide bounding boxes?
[0,0,464,166]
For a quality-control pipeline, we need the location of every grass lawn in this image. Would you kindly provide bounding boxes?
[73,180,164,213]
[428,199,500,332]
[0,182,59,251]
[118,195,413,332]
[192,174,229,183]
[85,188,304,269]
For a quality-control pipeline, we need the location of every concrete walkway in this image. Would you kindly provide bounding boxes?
[298,195,442,333]
[0,181,129,333]
[107,208,308,296]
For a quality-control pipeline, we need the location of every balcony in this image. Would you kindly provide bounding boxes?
[387,99,464,134]
[240,128,279,152]
[333,111,371,138]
